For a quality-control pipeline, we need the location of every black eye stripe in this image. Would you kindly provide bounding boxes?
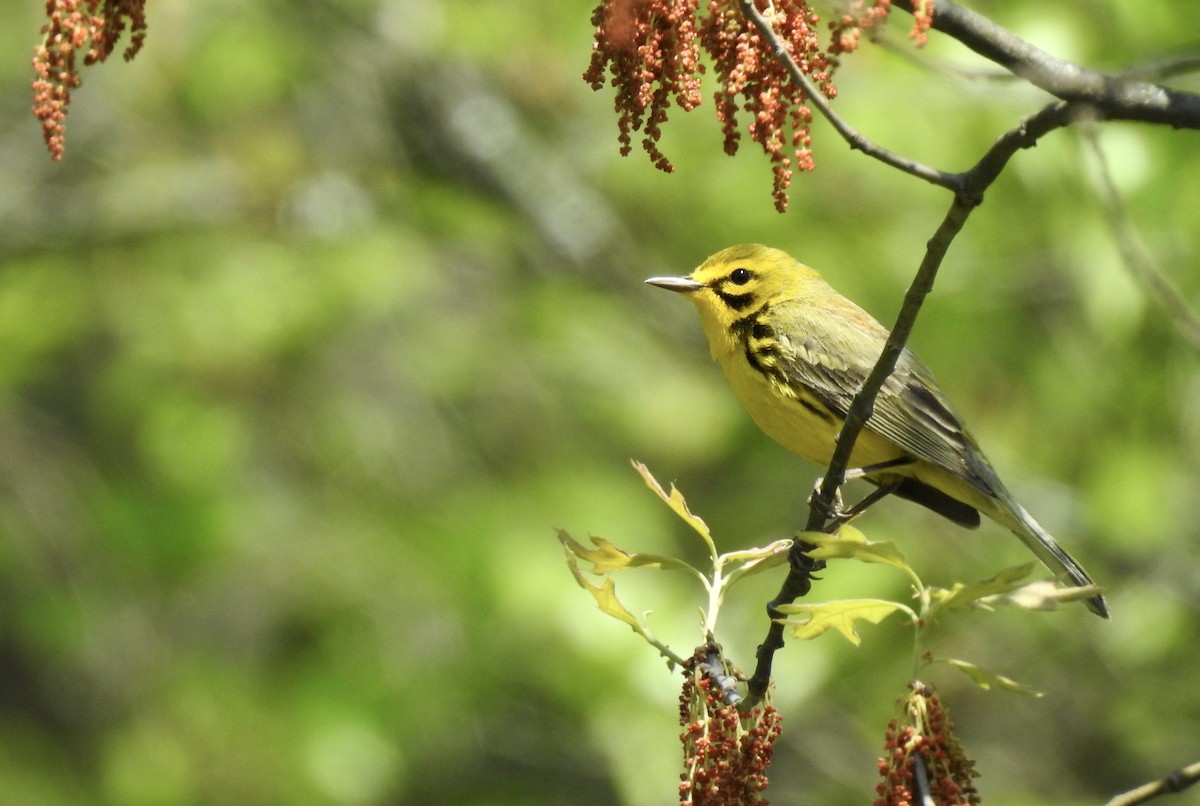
[716,290,755,311]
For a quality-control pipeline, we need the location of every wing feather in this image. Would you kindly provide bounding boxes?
[774,319,997,497]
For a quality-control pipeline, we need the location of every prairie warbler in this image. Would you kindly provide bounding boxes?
[647,244,1107,618]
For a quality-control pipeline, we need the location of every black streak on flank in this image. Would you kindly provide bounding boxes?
[798,397,836,424]
[743,344,770,376]
[744,344,795,396]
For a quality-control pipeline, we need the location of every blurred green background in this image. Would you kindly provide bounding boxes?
[1,1,1199,803]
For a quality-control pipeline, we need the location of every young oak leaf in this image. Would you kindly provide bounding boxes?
[934,657,1045,697]
[719,540,793,566]
[802,525,910,572]
[777,598,907,646]
[560,532,641,630]
[557,530,698,575]
[559,529,688,667]
[721,539,793,589]
[632,460,715,555]
[927,562,1037,612]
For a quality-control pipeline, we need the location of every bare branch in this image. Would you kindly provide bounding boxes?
[893,0,1200,128]
[1106,760,1200,806]
[747,100,1077,704]
[814,98,1075,514]
[739,0,1189,704]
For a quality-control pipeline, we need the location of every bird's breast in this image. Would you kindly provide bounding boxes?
[713,337,904,469]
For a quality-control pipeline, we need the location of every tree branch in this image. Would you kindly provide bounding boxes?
[1120,52,1200,83]
[893,0,1200,127]
[744,99,1077,706]
[740,0,1188,706]
[1106,760,1200,806]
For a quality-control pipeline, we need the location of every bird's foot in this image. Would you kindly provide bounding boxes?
[807,477,847,527]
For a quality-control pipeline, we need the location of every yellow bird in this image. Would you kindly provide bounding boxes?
[647,244,1107,618]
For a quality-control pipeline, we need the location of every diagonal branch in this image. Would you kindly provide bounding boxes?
[745,100,1077,705]
[740,0,1191,704]
[1105,760,1200,806]
[1120,52,1200,83]
[820,100,1074,522]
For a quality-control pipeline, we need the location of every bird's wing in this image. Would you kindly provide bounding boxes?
[775,319,997,495]
[880,355,995,490]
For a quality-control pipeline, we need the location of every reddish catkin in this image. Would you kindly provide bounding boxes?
[585,0,934,211]
[874,683,980,806]
[31,0,148,160]
[678,649,781,805]
[584,0,705,171]
[701,0,830,211]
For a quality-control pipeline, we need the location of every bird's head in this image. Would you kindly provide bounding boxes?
[646,244,821,351]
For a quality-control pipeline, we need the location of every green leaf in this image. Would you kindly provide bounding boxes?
[557,531,698,575]
[632,460,715,555]
[778,598,907,646]
[928,562,1037,612]
[935,657,1045,697]
[803,525,910,571]
[558,529,688,667]
[721,539,792,588]
[559,532,641,630]
[719,539,793,566]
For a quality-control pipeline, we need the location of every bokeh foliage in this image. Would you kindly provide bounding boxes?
[1,0,1198,803]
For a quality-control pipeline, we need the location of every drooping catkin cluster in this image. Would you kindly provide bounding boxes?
[829,0,935,57]
[702,1,830,212]
[585,0,934,211]
[678,648,782,805]
[31,0,148,160]
[584,0,706,173]
[875,682,981,806]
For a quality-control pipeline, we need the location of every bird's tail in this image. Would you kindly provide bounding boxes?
[1005,502,1109,618]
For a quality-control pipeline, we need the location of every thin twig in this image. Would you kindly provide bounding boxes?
[735,0,961,192]
[1106,760,1200,806]
[961,100,1076,196]
[878,35,1018,84]
[1078,126,1200,354]
[809,103,1079,538]
[1119,51,1200,83]
[913,752,935,806]
[744,537,822,706]
[812,184,970,514]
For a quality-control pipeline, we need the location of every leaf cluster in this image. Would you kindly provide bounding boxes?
[562,462,1095,698]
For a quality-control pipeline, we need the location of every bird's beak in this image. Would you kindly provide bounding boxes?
[645,275,703,293]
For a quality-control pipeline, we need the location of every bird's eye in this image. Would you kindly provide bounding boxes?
[729,268,752,285]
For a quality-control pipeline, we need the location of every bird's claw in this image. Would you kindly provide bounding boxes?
[807,477,848,525]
